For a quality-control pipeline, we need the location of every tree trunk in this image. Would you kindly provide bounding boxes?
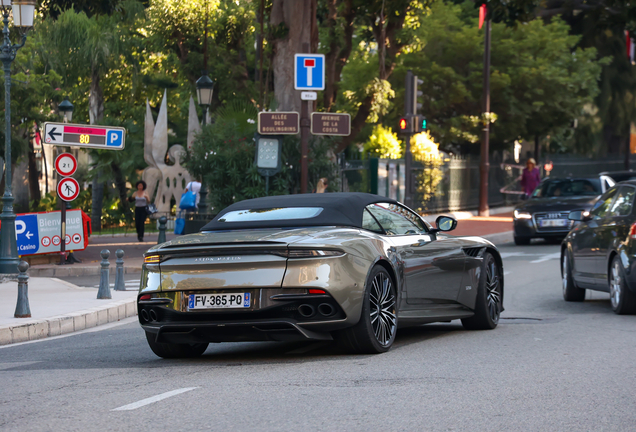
[27,135,40,208]
[323,0,355,111]
[534,135,541,163]
[89,69,105,231]
[111,161,131,220]
[270,0,316,112]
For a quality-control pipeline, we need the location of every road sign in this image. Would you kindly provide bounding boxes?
[57,177,80,202]
[301,91,317,101]
[43,122,126,150]
[258,112,300,135]
[55,153,77,177]
[294,54,325,91]
[311,113,351,136]
[15,210,88,256]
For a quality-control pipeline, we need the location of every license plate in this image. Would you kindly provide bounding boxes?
[188,293,251,310]
[539,219,568,227]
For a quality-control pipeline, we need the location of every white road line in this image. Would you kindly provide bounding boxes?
[112,387,199,411]
[504,271,511,276]
[530,252,561,263]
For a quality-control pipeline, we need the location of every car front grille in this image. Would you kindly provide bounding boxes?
[533,211,574,232]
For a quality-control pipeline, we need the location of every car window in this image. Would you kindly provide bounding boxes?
[362,209,383,233]
[590,188,618,220]
[609,186,636,217]
[366,203,426,236]
[532,179,601,198]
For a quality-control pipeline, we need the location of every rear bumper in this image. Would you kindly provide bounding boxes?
[143,319,335,344]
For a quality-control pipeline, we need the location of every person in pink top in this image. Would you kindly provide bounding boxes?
[520,158,541,197]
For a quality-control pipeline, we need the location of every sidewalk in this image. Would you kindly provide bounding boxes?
[0,278,137,346]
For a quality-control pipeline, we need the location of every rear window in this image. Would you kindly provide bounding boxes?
[217,207,323,222]
[532,179,601,198]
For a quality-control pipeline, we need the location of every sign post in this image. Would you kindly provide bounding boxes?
[55,153,79,265]
[295,52,325,193]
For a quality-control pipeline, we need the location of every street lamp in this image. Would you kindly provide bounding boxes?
[0,0,36,274]
[195,71,214,214]
[58,96,74,123]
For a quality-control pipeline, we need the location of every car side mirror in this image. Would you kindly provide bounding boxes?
[434,216,457,232]
[568,210,590,222]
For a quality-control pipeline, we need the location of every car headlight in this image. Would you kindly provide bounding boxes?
[514,210,532,220]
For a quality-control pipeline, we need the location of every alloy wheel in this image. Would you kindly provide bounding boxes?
[485,259,501,324]
[610,261,622,309]
[369,272,396,347]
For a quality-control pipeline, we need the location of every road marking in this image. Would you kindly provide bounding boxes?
[530,252,561,263]
[0,361,42,370]
[87,241,157,247]
[504,271,511,276]
[0,316,138,350]
[112,387,199,411]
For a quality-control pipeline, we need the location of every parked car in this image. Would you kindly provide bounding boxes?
[138,193,504,358]
[561,181,636,314]
[600,170,636,183]
[513,176,615,245]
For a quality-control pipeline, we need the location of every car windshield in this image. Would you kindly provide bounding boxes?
[531,179,601,198]
[217,207,323,222]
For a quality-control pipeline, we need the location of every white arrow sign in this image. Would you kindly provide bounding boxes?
[25,231,33,239]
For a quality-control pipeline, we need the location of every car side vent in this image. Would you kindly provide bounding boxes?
[463,247,482,258]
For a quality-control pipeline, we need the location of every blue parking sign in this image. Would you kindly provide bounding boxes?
[16,214,39,255]
[107,129,124,147]
[294,54,325,91]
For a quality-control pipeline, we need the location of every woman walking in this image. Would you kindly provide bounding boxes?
[520,158,541,198]
[132,180,150,242]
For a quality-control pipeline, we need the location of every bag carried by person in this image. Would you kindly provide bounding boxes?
[145,203,158,216]
[179,190,197,210]
[174,211,185,235]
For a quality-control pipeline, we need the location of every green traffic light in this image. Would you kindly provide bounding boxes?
[421,119,427,130]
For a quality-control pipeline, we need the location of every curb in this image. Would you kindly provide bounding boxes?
[0,297,138,346]
[27,265,143,278]
[482,230,514,245]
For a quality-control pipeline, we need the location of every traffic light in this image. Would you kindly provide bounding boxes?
[416,115,427,132]
[399,117,410,132]
[405,70,423,115]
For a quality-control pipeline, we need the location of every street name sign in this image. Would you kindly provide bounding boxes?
[311,113,351,136]
[57,177,80,202]
[294,54,325,91]
[258,112,300,135]
[15,210,87,256]
[43,122,126,150]
[55,153,77,176]
[301,91,317,101]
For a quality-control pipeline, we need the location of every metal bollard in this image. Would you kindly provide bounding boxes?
[97,249,112,299]
[14,261,31,318]
[114,249,125,291]
[157,216,167,244]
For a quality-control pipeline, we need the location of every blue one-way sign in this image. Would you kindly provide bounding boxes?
[295,54,325,91]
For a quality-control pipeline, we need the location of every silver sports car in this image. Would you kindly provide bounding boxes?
[138,193,504,357]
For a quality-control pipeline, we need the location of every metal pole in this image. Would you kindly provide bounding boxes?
[300,42,310,194]
[97,249,111,299]
[265,175,269,195]
[404,71,414,209]
[0,11,22,274]
[14,261,30,318]
[114,249,125,291]
[198,106,209,213]
[59,200,66,265]
[157,215,167,244]
[478,18,491,217]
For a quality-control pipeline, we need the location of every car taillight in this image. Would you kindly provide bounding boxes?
[630,223,636,239]
[139,294,152,300]
[308,289,326,294]
[287,249,345,258]
[144,255,161,264]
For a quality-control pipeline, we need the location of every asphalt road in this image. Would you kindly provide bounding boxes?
[1,241,635,432]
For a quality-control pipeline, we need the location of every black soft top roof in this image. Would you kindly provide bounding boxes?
[201,193,398,231]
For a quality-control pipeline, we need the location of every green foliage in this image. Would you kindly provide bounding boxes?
[363,125,403,159]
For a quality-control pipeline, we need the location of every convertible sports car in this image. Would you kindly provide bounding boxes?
[138,193,504,357]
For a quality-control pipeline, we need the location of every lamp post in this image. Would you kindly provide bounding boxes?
[58,96,73,124]
[195,71,214,214]
[0,0,35,274]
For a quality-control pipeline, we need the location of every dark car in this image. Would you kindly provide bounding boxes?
[600,170,636,183]
[139,193,504,358]
[513,176,614,245]
[561,182,636,314]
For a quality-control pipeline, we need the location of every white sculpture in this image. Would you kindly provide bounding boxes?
[142,90,195,213]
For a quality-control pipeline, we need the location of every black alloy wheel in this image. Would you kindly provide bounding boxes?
[337,265,397,354]
[562,248,585,302]
[145,332,209,359]
[462,252,502,330]
[608,256,636,315]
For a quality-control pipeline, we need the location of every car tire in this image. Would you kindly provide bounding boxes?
[609,256,636,315]
[145,331,209,359]
[336,265,397,354]
[514,236,530,246]
[562,249,585,302]
[462,252,502,330]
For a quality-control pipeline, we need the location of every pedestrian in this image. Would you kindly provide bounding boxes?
[315,177,329,193]
[185,179,202,208]
[520,158,541,198]
[131,180,151,242]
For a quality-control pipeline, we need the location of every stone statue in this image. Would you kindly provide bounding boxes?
[142,90,195,214]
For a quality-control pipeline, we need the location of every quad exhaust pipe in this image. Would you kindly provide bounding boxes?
[298,304,315,318]
[318,303,335,317]
[140,309,150,322]
[298,303,336,318]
